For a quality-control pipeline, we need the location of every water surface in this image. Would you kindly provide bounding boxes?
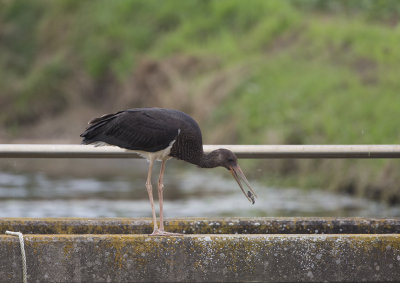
[1,169,399,218]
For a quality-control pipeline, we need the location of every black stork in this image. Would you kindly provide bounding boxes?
[80,107,257,236]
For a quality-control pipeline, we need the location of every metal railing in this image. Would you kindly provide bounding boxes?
[1,144,400,158]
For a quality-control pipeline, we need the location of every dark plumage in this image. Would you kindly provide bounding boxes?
[82,108,203,164]
[81,107,256,235]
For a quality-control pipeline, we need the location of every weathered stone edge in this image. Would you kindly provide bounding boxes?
[1,234,400,282]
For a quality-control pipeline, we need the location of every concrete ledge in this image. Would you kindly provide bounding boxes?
[1,218,400,282]
[1,217,400,234]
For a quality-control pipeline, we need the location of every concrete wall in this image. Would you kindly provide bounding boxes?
[1,218,400,282]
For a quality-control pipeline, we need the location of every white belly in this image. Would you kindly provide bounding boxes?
[133,142,174,162]
[92,139,176,162]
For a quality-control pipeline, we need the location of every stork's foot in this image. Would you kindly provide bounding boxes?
[150,229,182,236]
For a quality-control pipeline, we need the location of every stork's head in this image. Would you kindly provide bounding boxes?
[212,148,258,204]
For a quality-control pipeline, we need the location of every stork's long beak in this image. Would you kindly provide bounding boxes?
[229,165,258,204]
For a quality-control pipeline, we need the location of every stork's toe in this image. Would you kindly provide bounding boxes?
[149,229,183,236]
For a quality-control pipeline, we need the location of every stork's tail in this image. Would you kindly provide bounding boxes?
[80,112,119,144]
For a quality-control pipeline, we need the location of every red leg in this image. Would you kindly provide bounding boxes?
[150,159,181,236]
[158,159,166,231]
[145,159,158,234]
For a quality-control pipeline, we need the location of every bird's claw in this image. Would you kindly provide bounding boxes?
[150,229,183,236]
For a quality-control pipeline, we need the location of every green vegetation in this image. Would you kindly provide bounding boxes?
[1,0,400,204]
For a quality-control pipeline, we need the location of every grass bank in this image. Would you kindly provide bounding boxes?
[1,0,400,204]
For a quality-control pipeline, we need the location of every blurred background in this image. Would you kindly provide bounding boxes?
[1,0,400,218]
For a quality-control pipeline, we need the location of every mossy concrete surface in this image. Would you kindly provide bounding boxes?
[1,218,400,282]
[1,217,400,234]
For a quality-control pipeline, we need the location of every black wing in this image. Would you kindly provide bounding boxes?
[80,109,180,152]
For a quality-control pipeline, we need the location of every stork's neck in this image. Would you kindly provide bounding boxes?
[198,150,221,168]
